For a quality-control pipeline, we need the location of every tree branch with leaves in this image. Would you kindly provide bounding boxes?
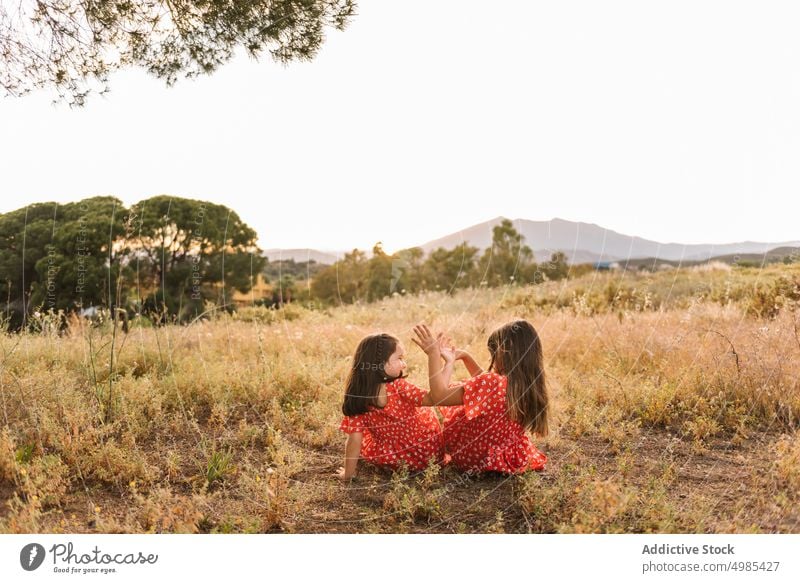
[0,0,357,105]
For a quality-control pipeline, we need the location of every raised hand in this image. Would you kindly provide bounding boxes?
[438,334,456,365]
[411,324,442,356]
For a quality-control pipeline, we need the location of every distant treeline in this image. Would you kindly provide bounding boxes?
[260,258,326,305]
[2,197,576,330]
[308,219,575,304]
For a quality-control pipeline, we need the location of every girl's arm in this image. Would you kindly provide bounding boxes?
[418,359,456,405]
[420,378,464,406]
[336,432,363,481]
[456,350,483,377]
[412,324,449,401]
[413,324,465,406]
[426,338,454,401]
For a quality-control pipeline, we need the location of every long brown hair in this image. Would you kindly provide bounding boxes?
[342,333,406,416]
[487,319,549,436]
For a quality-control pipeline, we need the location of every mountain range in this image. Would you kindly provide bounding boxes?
[262,248,341,265]
[264,218,800,265]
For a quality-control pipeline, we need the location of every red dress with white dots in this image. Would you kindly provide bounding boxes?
[339,378,444,471]
[441,371,547,473]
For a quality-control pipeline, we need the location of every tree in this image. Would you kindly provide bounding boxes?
[365,242,393,301]
[272,274,296,305]
[310,248,367,305]
[0,197,129,330]
[29,197,130,315]
[477,219,536,286]
[0,203,60,328]
[541,251,569,281]
[263,258,325,283]
[311,241,483,305]
[130,195,264,322]
[312,244,419,305]
[422,243,479,292]
[391,247,425,294]
[1,0,357,105]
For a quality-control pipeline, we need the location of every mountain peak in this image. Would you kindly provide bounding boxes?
[418,218,800,264]
[264,219,800,266]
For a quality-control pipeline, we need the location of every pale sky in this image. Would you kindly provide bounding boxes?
[1,0,799,253]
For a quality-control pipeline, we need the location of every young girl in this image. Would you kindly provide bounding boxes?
[412,320,549,474]
[336,332,445,480]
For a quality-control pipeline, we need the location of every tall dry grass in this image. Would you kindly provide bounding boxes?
[0,264,798,532]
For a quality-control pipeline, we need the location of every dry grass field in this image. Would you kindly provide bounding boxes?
[1,263,799,533]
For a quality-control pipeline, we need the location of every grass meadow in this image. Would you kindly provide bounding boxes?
[1,262,799,533]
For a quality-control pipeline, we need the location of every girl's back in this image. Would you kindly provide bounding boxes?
[441,371,546,473]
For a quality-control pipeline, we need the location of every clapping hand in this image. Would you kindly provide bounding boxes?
[412,324,442,356]
[438,334,456,365]
[412,324,457,365]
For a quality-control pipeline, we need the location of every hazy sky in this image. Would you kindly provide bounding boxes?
[2,0,799,253]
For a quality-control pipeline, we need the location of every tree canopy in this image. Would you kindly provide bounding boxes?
[0,0,357,105]
[0,195,264,329]
[477,219,537,286]
[131,195,265,321]
[31,196,129,314]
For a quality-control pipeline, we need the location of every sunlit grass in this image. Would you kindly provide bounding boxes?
[0,264,798,533]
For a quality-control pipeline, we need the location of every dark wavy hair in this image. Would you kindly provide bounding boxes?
[487,319,549,436]
[342,333,406,416]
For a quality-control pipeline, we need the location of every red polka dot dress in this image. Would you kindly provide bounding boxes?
[339,378,444,471]
[441,372,547,473]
